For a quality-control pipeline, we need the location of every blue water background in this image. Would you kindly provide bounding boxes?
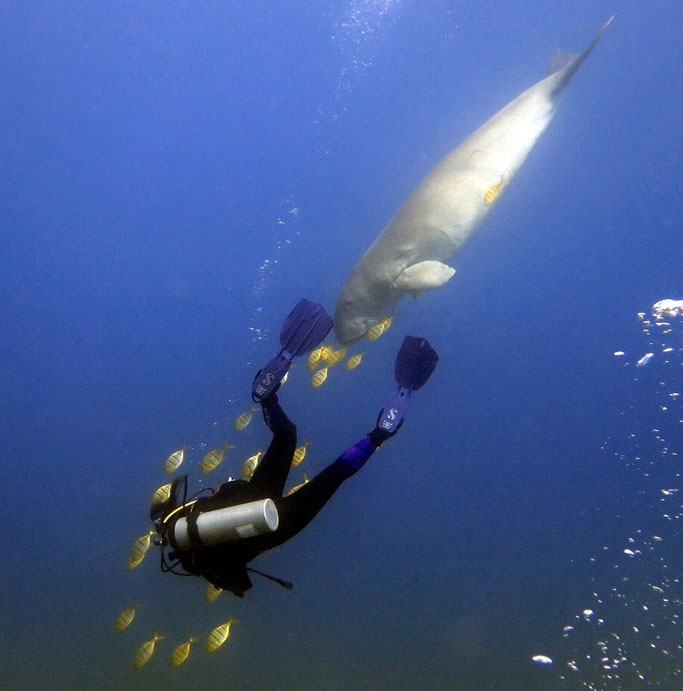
[1,1,680,688]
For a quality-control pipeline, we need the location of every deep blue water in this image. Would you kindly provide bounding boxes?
[2,2,680,689]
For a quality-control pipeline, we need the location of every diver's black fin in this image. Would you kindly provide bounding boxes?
[377,336,438,435]
[394,335,439,391]
[280,298,334,357]
[253,299,333,401]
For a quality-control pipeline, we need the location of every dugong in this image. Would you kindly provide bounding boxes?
[334,18,613,344]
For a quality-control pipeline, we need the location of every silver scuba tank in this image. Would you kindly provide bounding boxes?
[173,498,279,549]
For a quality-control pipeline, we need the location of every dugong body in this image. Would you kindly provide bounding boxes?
[334,19,612,344]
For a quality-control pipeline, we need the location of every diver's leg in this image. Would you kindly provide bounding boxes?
[264,428,391,548]
[248,394,297,496]
[248,298,333,494]
[248,336,439,554]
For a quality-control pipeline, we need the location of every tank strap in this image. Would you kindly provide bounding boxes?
[247,566,293,590]
[186,508,205,554]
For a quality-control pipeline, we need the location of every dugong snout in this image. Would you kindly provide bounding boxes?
[333,295,374,344]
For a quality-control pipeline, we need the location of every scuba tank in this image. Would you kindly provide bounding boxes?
[154,476,291,592]
[172,498,279,549]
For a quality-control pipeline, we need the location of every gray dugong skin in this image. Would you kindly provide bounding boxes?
[334,18,613,345]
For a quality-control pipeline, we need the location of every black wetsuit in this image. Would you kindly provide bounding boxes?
[173,394,390,596]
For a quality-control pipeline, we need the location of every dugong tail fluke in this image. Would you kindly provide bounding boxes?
[550,16,613,96]
[333,19,613,345]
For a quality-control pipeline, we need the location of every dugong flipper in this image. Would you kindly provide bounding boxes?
[334,18,613,344]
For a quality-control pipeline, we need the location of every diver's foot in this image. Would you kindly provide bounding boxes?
[375,335,439,435]
[251,299,333,402]
[376,387,410,435]
[255,381,279,407]
[252,362,288,401]
[368,426,394,447]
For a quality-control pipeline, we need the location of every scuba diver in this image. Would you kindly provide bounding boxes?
[152,298,438,597]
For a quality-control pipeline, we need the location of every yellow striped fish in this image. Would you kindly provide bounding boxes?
[205,583,222,604]
[164,443,190,475]
[200,440,235,474]
[133,633,164,669]
[484,176,507,204]
[345,352,364,371]
[292,441,311,467]
[207,618,238,653]
[307,346,324,371]
[366,322,385,341]
[115,602,141,632]
[367,314,394,342]
[241,450,263,481]
[234,407,258,432]
[378,314,393,331]
[286,472,310,497]
[171,637,197,667]
[311,366,328,389]
[319,345,333,363]
[150,482,172,508]
[325,346,347,368]
[127,530,155,570]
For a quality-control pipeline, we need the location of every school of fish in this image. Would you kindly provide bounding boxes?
[119,296,399,675]
[121,617,240,669]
